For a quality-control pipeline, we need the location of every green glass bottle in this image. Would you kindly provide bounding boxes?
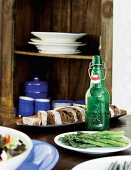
[85,55,110,131]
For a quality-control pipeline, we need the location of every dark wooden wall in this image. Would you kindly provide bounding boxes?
[15,0,101,51]
[14,0,101,107]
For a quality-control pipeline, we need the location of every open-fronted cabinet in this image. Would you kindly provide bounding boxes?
[0,0,113,122]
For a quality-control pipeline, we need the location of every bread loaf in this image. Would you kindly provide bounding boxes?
[21,105,123,126]
[22,105,85,126]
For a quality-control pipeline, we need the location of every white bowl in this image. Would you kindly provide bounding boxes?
[31,32,86,43]
[0,126,33,170]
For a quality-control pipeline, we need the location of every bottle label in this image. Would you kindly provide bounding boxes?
[90,75,100,84]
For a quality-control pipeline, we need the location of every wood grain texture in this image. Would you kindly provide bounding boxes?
[51,0,69,32]
[101,0,113,102]
[0,0,3,94]
[15,50,92,59]
[15,0,35,47]
[0,0,3,122]
[69,59,91,100]
[0,0,15,117]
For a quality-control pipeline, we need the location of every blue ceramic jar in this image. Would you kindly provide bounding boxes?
[25,77,48,99]
[19,96,34,116]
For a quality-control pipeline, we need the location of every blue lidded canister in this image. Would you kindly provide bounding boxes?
[25,77,48,98]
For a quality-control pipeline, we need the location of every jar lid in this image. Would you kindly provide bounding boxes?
[25,77,48,86]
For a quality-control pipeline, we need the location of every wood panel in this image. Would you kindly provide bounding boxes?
[15,0,101,53]
[15,0,34,48]
[71,0,101,54]
[51,0,71,32]
[69,59,91,100]
[101,0,113,101]
[0,0,3,123]
[39,0,52,31]
[49,58,69,99]
[0,0,15,118]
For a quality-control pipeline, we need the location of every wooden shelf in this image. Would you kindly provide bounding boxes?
[15,50,93,60]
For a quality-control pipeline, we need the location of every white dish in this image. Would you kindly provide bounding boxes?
[28,41,84,53]
[28,41,85,46]
[72,155,131,170]
[31,32,86,43]
[38,50,81,55]
[0,126,33,170]
[54,131,131,155]
[30,38,82,44]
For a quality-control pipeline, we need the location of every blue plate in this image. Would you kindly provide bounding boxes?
[17,140,59,170]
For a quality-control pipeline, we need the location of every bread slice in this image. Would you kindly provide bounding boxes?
[22,115,41,126]
[67,106,85,122]
[37,111,48,126]
[109,105,121,117]
[47,110,62,125]
[56,107,78,124]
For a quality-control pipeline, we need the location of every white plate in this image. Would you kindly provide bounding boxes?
[28,41,85,52]
[31,32,86,43]
[54,131,131,155]
[38,50,81,55]
[72,155,131,170]
[30,38,82,44]
[28,41,85,46]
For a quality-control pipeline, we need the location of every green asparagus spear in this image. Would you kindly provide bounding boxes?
[59,131,130,149]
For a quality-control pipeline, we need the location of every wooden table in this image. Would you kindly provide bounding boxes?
[2,115,131,170]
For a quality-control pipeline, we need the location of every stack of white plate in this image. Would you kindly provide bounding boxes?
[28,32,86,54]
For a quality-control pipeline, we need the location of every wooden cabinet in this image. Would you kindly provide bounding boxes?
[0,0,113,120]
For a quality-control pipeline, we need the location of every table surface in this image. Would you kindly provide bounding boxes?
[2,115,131,170]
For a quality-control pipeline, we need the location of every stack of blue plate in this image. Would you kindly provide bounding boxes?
[25,77,48,99]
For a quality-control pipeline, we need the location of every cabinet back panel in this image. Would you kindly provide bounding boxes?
[15,0,101,53]
[14,0,99,104]
[14,56,90,104]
